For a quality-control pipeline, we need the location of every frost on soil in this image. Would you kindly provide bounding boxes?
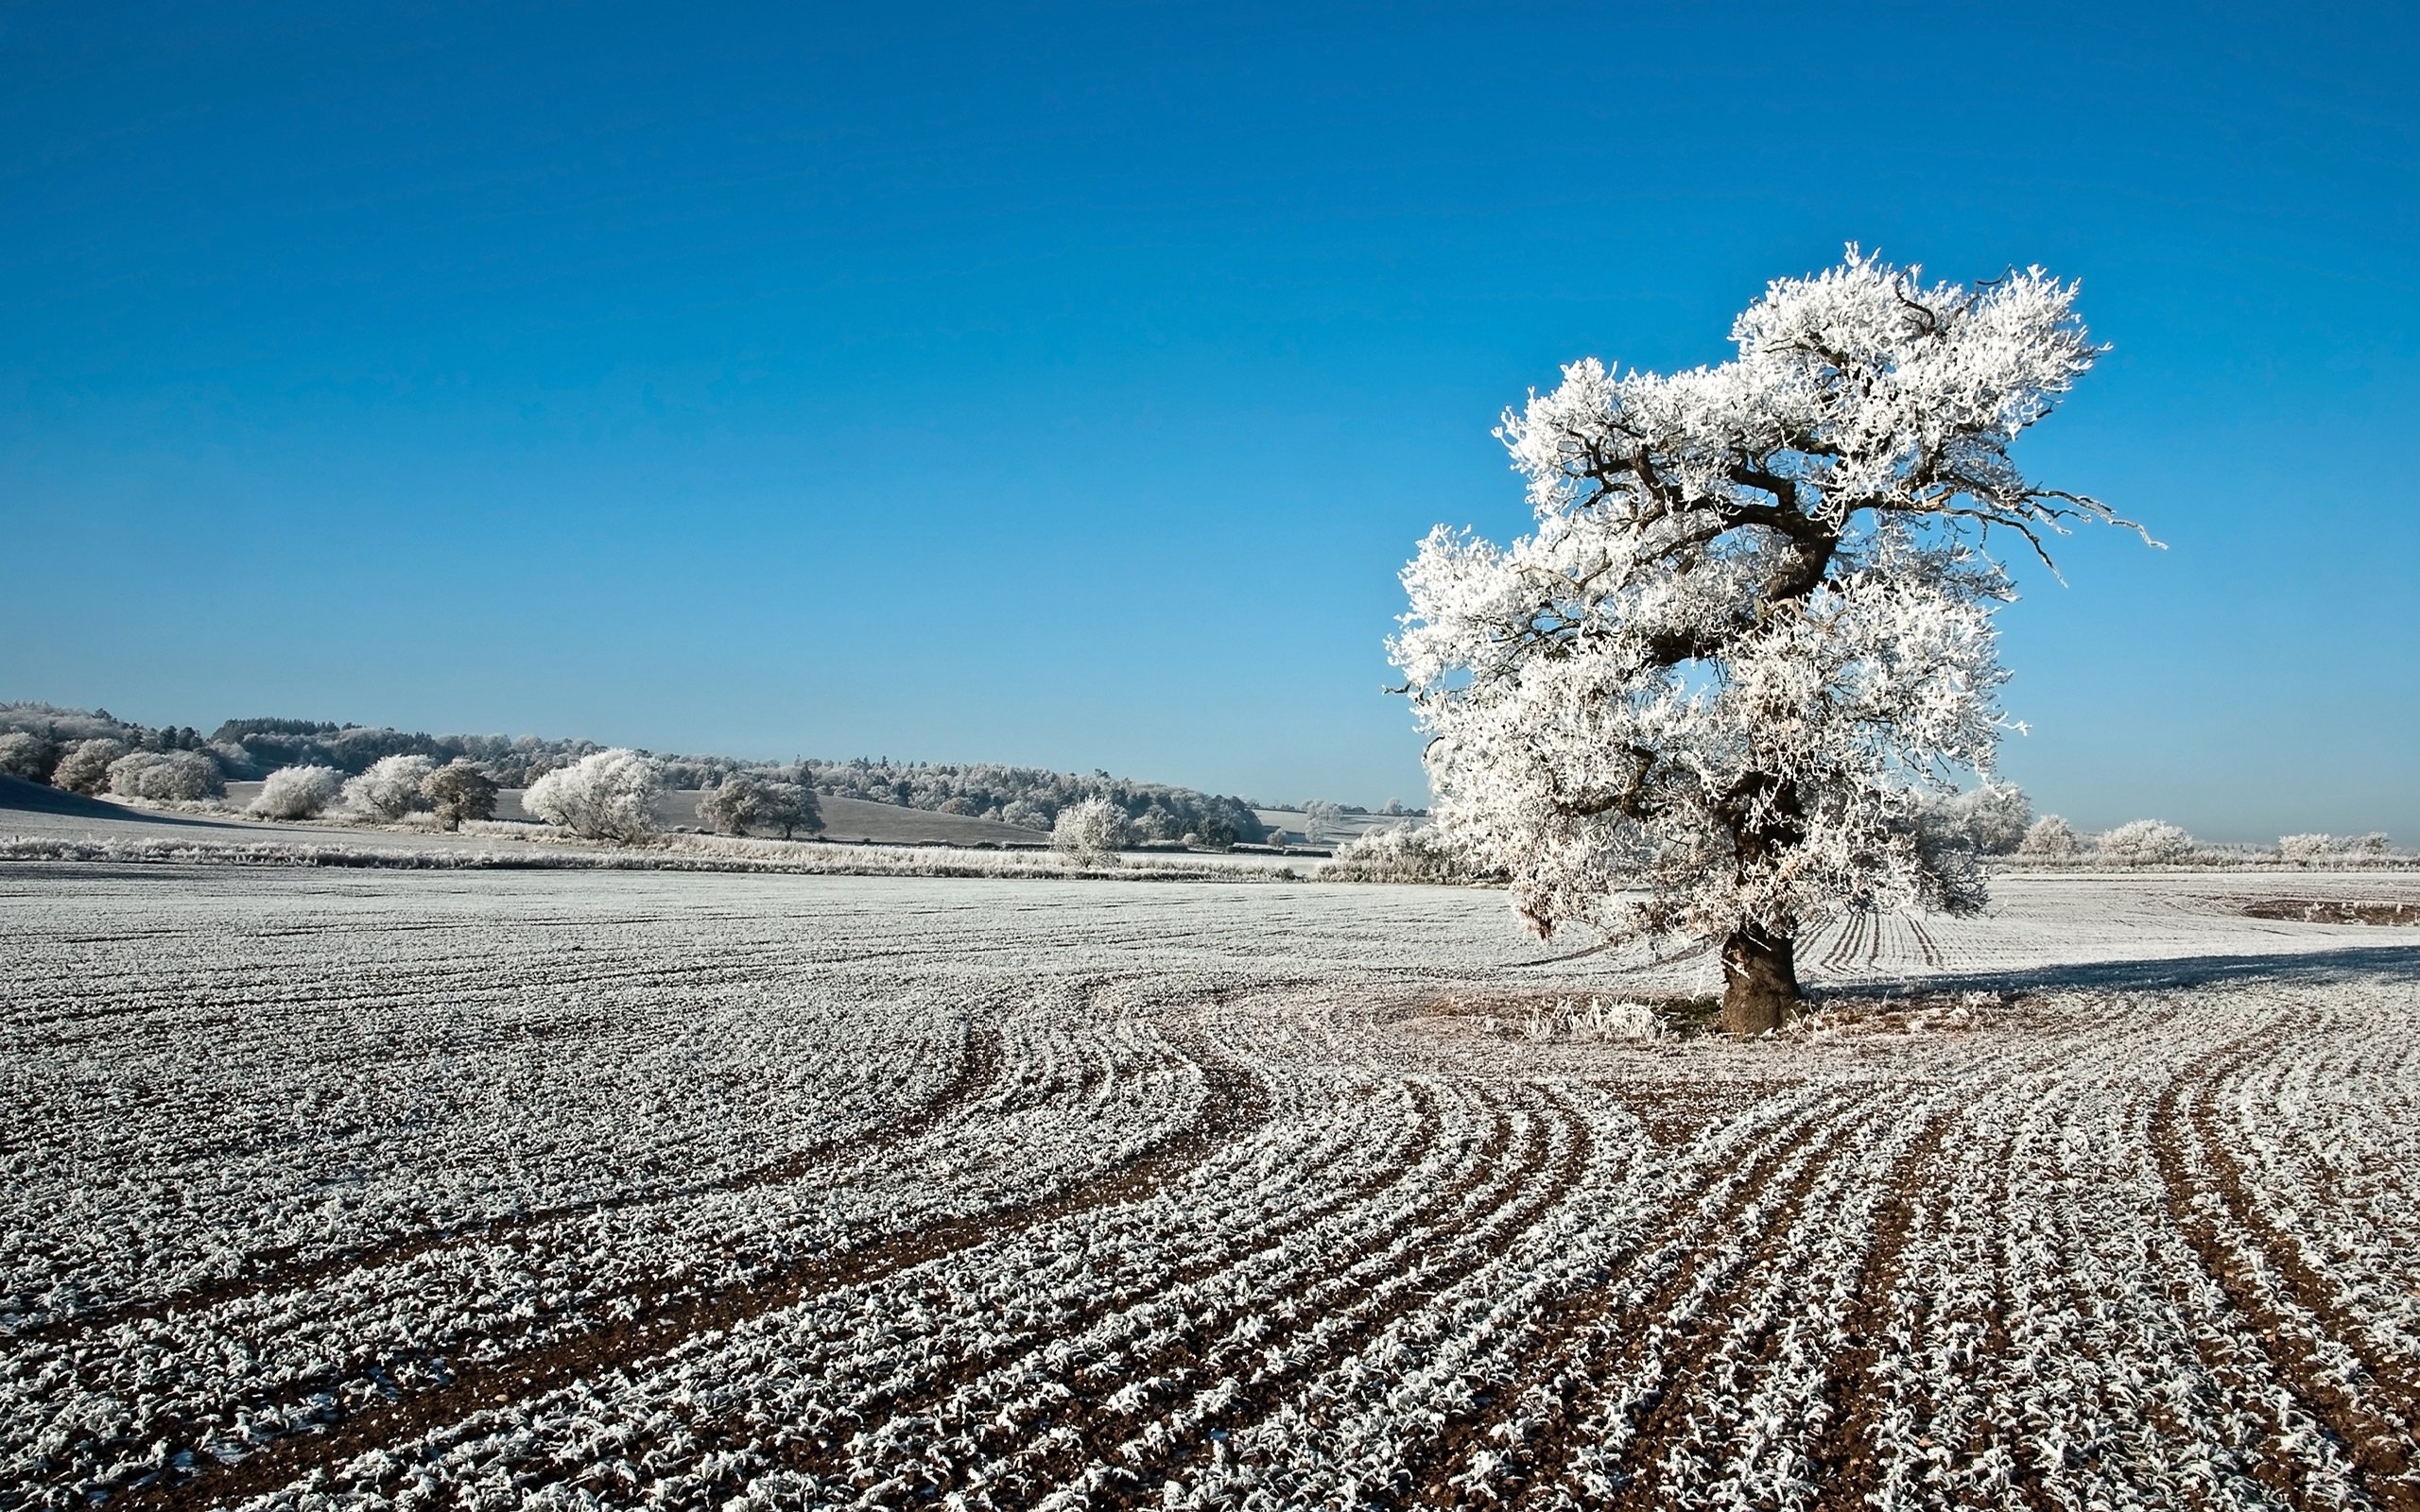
[2,864,2416,1510]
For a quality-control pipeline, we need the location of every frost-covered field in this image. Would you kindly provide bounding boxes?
[5,864,2418,1510]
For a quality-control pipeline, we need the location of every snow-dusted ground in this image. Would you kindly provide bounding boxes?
[4,863,2417,1509]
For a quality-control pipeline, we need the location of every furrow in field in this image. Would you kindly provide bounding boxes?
[1500,1096,1888,1510]
[107,1038,1272,1510]
[1244,1086,1851,1509]
[2173,1034,2420,1508]
[740,1079,1462,1501]
[1796,1103,1962,1511]
[1027,1090,1592,1510]
[23,1025,1003,1345]
[2152,1030,2411,1512]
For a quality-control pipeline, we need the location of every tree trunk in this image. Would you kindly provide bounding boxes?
[1720,921,1801,1035]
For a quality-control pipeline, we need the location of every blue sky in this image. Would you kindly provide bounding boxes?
[4,1,2414,836]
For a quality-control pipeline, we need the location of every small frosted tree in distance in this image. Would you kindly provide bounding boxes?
[0,732,59,783]
[108,750,226,801]
[2018,815,2081,857]
[253,765,343,819]
[526,749,664,843]
[51,739,128,795]
[1392,249,2141,1033]
[422,760,498,831]
[699,772,822,839]
[1052,797,1132,862]
[1299,799,1343,844]
[2096,819,2194,866]
[343,754,437,822]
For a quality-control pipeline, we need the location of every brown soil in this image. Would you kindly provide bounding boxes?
[2243,899,2420,926]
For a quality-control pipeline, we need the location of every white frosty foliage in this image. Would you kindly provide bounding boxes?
[524,748,664,842]
[2018,814,2081,857]
[1916,781,2031,855]
[1051,797,1132,861]
[2280,832,2391,860]
[2095,819,2194,867]
[339,754,436,821]
[1321,822,1475,885]
[0,732,54,782]
[1393,249,2121,951]
[105,749,225,801]
[50,738,129,795]
[251,765,343,820]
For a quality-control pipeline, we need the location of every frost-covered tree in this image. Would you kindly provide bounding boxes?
[1392,249,2135,1032]
[525,748,664,843]
[1321,823,1475,885]
[107,750,225,801]
[252,765,343,819]
[2017,815,2081,857]
[342,754,437,822]
[51,738,128,795]
[1052,797,1132,861]
[2279,831,2392,861]
[1299,799,1343,844]
[699,772,822,839]
[421,760,499,831]
[1915,781,2031,857]
[2095,819,2194,866]
[0,732,59,784]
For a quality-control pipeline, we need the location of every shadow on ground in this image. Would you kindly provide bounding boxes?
[0,774,236,829]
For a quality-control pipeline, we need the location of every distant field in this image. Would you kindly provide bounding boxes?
[5,861,2418,1509]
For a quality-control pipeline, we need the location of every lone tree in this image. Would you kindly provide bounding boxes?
[699,771,822,839]
[1392,249,2137,1033]
[422,760,499,831]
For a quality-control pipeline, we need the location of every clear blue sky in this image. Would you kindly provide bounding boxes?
[5,2,2413,836]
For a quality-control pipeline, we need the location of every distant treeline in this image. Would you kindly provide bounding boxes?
[1,704,1267,844]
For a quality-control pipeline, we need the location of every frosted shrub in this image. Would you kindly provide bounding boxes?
[0,732,58,783]
[1918,782,2031,855]
[421,760,498,830]
[999,799,1051,831]
[525,748,663,843]
[342,754,437,821]
[1321,823,1473,885]
[2096,819,2194,866]
[2280,832,2393,861]
[699,772,821,839]
[2017,815,2081,857]
[107,750,226,801]
[252,765,342,819]
[51,739,128,795]
[1051,797,1131,861]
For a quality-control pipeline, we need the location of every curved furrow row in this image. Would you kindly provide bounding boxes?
[2202,994,2420,1390]
[251,1043,1369,1509]
[2152,1024,2418,1511]
[1503,1093,1902,1510]
[23,1024,1005,1346]
[101,1024,1269,1509]
[1165,1085,1855,1508]
[743,1079,1464,1500]
[1053,1090,1597,1510]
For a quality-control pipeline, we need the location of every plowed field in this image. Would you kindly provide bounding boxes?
[5,865,2417,1510]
